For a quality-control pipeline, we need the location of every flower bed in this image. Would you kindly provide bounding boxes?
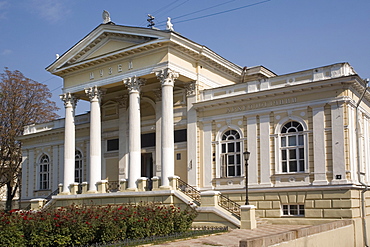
[0,203,197,247]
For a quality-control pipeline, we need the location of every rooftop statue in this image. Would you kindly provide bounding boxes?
[102,10,111,24]
[166,17,174,31]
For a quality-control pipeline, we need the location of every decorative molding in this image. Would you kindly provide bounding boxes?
[155,68,179,87]
[60,92,78,108]
[185,81,196,97]
[153,89,162,101]
[84,86,105,102]
[116,95,128,108]
[123,76,146,93]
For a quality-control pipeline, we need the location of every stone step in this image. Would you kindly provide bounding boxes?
[256,217,271,226]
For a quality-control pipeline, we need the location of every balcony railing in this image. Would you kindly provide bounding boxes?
[107,180,119,192]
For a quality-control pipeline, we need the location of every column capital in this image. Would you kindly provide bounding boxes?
[85,86,105,102]
[60,92,78,108]
[155,68,179,87]
[185,81,197,97]
[123,76,145,93]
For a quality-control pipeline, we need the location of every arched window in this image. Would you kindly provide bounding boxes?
[221,130,242,177]
[75,150,83,183]
[39,154,50,190]
[280,121,305,173]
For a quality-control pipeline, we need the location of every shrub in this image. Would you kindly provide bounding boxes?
[0,202,197,246]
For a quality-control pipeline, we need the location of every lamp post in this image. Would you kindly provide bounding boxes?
[243,150,251,205]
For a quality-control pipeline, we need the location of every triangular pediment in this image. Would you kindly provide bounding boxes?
[47,24,171,74]
[71,32,156,64]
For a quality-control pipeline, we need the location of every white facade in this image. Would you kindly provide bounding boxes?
[18,22,370,223]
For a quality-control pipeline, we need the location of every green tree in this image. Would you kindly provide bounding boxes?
[0,68,59,211]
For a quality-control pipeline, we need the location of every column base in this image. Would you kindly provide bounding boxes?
[240,205,257,229]
[126,187,138,192]
[159,185,172,190]
[312,180,328,185]
[86,190,97,194]
[58,191,70,196]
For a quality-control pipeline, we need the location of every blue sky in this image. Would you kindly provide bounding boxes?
[0,0,369,117]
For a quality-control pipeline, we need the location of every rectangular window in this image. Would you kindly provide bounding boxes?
[176,153,181,160]
[174,129,187,143]
[107,139,119,151]
[282,205,305,216]
[141,133,155,148]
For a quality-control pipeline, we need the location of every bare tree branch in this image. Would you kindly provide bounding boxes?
[0,68,60,211]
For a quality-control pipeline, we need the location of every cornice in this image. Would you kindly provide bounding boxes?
[195,75,358,110]
[53,41,166,76]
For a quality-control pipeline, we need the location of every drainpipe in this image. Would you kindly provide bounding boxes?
[355,78,369,247]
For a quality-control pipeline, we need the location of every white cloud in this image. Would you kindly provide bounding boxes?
[30,0,70,23]
[0,1,9,20]
[1,49,12,55]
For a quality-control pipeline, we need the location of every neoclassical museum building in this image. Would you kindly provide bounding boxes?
[18,14,370,237]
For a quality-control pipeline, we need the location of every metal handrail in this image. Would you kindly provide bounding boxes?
[45,188,59,201]
[107,180,119,192]
[177,178,201,204]
[218,194,241,219]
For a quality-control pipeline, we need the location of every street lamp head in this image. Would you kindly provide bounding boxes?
[243,150,250,162]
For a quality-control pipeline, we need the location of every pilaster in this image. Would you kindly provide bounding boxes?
[203,120,213,189]
[154,89,162,177]
[118,95,128,181]
[247,116,258,185]
[312,106,328,185]
[186,81,198,187]
[330,103,347,184]
[259,114,271,185]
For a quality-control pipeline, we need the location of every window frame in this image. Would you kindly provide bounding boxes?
[278,120,307,174]
[38,154,50,190]
[75,150,83,183]
[220,129,243,178]
[282,204,305,216]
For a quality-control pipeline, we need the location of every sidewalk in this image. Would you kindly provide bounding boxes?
[150,224,308,247]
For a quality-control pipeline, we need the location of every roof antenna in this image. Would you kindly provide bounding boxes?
[147,14,155,28]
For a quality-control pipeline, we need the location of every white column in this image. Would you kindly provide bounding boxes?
[312,106,328,185]
[85,86,104,192]
[60,93,78,193]
[259,114,271,185]
[156,68,179,188]
[123,76,145,190]
[186,82,198,186]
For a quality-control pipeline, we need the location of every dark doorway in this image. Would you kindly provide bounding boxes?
[141,153,153,190]
[141,153,153,178]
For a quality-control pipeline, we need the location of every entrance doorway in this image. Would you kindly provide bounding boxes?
[141,153,153,179]
[141,153,153,190]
